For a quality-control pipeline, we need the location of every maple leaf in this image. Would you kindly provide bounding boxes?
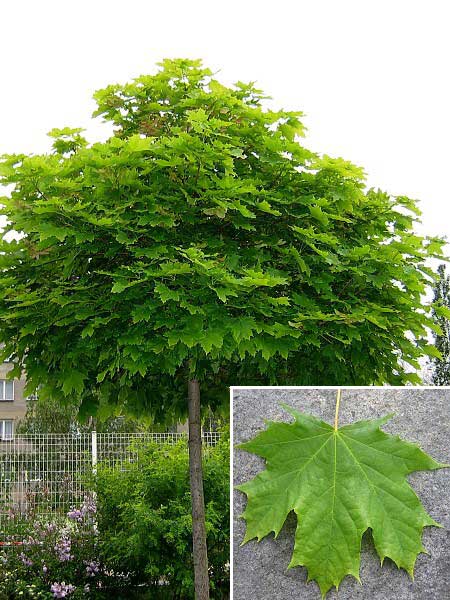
[236,404,448,598]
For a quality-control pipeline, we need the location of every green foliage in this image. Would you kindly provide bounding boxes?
[94,434,230,598]
[431,264,450,385]
[0,58,446,423]
[237,405,447,598]
[15,394,78,434]
[15,393,164,434]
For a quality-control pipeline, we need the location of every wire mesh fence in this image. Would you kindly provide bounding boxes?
[0,431,221,533]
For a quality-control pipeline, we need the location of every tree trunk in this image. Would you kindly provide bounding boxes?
[188,379,210,600]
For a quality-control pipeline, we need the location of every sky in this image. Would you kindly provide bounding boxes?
[0,0,449,246]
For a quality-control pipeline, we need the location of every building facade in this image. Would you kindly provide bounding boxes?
[0,362,27,440]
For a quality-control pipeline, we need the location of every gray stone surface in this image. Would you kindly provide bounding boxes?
[233,388,450,600]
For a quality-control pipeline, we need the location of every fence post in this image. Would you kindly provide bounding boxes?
[91,431,98,475]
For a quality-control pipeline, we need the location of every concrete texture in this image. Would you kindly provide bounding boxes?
[233,388,450,600]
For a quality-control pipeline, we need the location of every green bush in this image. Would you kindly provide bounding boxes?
[94,433,230,599]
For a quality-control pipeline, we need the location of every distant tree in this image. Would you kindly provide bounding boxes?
[431,264,450,385]
[16,394,78,434]
[0,59,446,597]
[15,393,155,434]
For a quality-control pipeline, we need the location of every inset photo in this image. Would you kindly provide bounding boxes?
[232,387,450,600]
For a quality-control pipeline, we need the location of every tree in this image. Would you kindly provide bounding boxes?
[0,59,445,597]
[16,393,79,434]
[431,264,450,384]
[15,393,159,434]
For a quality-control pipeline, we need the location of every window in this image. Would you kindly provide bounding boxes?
[0,420,13,440]
[0,379,14,401]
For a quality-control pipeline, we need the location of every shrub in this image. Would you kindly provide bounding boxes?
[0,495,127,599]
[94,433,230,599]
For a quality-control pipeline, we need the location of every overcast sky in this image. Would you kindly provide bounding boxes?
[1,0,449,245]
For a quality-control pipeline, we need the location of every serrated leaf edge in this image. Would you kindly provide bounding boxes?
[235,405,449,598]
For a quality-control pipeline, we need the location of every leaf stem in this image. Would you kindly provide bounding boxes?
[334,389,342,431]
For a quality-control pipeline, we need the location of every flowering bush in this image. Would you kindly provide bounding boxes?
[0,435,230,598]
[0,494,128,599]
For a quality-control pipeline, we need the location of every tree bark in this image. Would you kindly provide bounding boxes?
[188,378,210,600]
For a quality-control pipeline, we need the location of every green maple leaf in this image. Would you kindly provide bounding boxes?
[230,317,258,343]
[236,404,448,598]
[61,370,87,396]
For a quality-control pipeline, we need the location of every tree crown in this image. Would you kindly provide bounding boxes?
[0,59,445,421]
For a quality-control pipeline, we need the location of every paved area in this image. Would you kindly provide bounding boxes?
[233,388,450,599]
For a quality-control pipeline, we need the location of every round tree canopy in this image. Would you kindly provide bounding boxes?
[0,59,445,422]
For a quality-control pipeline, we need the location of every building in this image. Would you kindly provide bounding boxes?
[0,361,27,440]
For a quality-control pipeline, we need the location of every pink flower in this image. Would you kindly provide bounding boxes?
[19,552,33,567]
[85,560,100,576]
[54,537,73,562]
[67,508,83,522]
[50,582,75,598]
[81,495,97,516]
